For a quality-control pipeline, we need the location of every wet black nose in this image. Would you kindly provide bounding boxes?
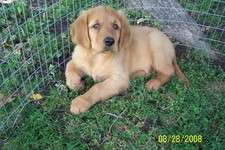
[104,37,115,46]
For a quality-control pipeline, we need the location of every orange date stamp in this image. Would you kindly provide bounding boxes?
[158,135,202,143]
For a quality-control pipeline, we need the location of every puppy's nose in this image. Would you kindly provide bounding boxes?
[104,37,115,46]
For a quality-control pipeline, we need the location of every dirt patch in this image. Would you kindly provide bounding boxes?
[141,118,153,133]
[156,115,163,126]
[146,100,157,106]
[175,45,188,59]
[175,44,225,71]
[211,56,225,71]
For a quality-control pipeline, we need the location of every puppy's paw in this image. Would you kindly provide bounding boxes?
[70,96,92,115]
[66,77,84,90]
[146,79,161,90]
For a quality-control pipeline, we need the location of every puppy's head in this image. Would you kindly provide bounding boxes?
[70,5,131,53]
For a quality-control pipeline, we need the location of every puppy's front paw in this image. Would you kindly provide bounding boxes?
[70,96,92,115]
[146,79,161,90]
[66,77,84,90]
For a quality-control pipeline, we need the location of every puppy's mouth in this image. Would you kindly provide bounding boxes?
[103,46,114,52]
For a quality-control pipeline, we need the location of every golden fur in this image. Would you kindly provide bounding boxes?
[65,6,190,115]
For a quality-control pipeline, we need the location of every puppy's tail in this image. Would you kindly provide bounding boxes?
[173,59,191,88]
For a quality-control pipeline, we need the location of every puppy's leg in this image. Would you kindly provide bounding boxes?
[70,76,129,115]
[65,60,84,90]
[130,70,146,79]
[146,64,174,90]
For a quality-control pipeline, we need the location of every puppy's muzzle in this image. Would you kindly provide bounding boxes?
[104,37,115,47]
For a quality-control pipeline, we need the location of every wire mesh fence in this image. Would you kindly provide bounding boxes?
[0,0,224,135]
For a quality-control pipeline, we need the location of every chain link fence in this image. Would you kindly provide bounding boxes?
[0,0,224,135]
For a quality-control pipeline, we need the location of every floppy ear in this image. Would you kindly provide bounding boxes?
[118,10,132,49]
[70,11,90,48]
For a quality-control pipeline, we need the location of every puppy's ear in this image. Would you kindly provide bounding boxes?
[70,11,90,48]
[118,10,131,49]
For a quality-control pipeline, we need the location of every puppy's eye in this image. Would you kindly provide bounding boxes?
[93,23,100,29]
[113,23,119,30]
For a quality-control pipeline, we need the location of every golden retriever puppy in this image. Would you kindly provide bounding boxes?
[66,5,190,115]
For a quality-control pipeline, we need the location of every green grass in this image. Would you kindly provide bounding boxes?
[0,0,225,149]
[2,50,225,149]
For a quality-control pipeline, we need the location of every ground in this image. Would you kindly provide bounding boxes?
[2,49,225,149]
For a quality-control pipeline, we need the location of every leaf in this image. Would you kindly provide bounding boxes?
[55,82,68,93]
[137,18,145,25]
[30,94,43,100]
[17,4,23,14]
[0,93,15,106]
[1,0,14,4]
[14,43,24,55]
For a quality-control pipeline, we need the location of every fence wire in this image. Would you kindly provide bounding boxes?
[0,0,224,135]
